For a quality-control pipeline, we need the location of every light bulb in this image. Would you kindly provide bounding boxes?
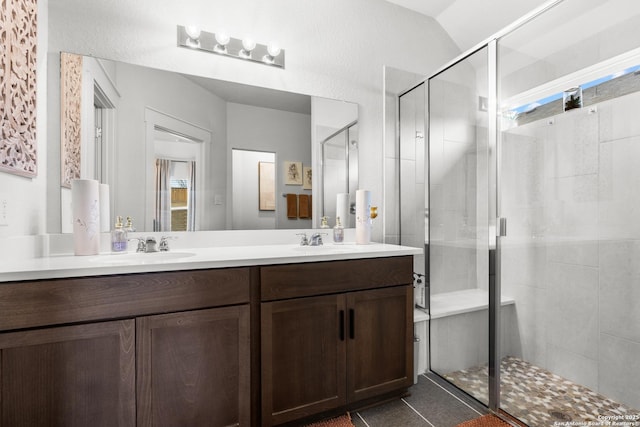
[185,25,201,41]
[215,31,230,46]
[242,37,256,52]
[267,42,281,57]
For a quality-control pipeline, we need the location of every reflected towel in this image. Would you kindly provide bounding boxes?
[286,194,298,218]
[298,194,310,219]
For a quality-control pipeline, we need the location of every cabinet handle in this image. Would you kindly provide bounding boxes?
[339,310,345,341]
[349,309,355,339]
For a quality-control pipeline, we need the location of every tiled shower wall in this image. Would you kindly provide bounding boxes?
[500,90,640,410]
[429,66,487,296]
[384,66,427,275]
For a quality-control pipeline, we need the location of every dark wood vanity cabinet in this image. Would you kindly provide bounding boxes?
[260,256,414,426]
[0,320,136,427]
[0,255,413,427]
[261,293,346,425]
[346,286,414,403]
[137,306,251,427]
[0,268,252,427]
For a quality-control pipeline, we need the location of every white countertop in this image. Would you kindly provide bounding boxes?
[0,242,422,282]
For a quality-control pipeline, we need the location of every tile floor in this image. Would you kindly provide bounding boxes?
[351,373,488,427]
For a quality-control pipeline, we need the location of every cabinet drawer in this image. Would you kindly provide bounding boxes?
[260,256,413,301]
[0,268,251,332]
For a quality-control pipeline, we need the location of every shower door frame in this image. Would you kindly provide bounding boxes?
[422,0,565,416]
[319,119,358,222]
[424,42,499,412]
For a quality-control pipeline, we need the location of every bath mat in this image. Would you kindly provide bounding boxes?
[304,413,354,427]
[456,414,511,427]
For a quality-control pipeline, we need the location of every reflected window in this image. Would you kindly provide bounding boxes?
[154,159,195,232]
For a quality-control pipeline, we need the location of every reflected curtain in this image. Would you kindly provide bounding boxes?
[187,160,196,231]
[154,158,171,231]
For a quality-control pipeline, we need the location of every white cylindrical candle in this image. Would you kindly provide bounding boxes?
[99,183,110,233]
[355,189,371,245]
[71,179,100,255]
[336,193,349,228]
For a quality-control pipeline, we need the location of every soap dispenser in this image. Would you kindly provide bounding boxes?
[111,216,128,252]
[124,216,136,233]
[333,216,344,244]
[320,216,330,229]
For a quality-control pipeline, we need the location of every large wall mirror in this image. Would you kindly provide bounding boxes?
[52,52,358,232]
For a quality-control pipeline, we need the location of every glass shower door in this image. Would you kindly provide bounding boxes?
[428,46,492,405]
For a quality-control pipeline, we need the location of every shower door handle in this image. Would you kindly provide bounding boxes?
[498,217,507,237]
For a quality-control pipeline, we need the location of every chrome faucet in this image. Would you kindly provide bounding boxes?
[131,236,175,253]
[297,233,310,246]
[309,233,326,246]
[131,237,147,253]
[159,236,175,252]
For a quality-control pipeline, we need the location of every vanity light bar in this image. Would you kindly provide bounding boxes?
[177,25,285,69]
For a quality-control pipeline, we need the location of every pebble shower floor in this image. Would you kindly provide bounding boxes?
[444,356,639,426]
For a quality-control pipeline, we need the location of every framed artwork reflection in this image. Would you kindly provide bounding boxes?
[284,161,302,185]
[303,166,312,190]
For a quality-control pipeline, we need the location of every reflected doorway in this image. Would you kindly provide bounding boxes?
[151,126,203,232]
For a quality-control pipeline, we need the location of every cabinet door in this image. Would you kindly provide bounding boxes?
[137,306,250,427]
[261,294,346,426]
[0,320,135,427]
[346,285,413,402]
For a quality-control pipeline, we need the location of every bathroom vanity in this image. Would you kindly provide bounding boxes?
[0,243,419,427]
[261,257,413,426]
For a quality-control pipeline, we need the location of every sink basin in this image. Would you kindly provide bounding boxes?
[90,251,195,265]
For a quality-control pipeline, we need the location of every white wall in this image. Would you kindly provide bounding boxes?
[37,0,460,242]
[226,103,311,229]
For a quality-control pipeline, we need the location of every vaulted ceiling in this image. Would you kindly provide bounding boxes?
[383,0,550,52]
